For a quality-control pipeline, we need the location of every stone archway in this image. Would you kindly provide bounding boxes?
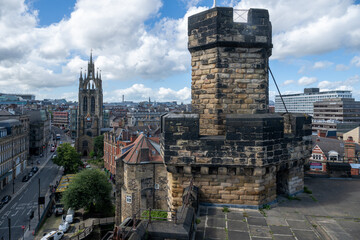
[83,150,88,157]
[276,168,289,195]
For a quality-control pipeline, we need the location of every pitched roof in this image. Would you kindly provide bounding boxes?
[120,133,162,164]
[311,135,360,156]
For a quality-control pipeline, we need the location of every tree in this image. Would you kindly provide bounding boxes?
[53,143,82,174]
[93,135,104,157]
[62,169,112,213]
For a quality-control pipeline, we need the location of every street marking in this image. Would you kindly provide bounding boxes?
[11,203,18,209]
[11,210,18,217]
[0,220,3,226]
[1,211,10,219]
[22,209,27,215]
[27,209,32,216]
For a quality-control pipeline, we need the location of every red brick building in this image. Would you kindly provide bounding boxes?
[52,111,69,128]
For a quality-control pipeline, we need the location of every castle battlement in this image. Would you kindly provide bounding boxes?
[161,7,312,209]
[188,7,272,53]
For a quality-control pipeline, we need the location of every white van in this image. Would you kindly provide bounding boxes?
[41,230,64,240]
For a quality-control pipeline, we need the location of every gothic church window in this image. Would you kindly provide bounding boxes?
[91,97,95,113]
[83,96,88,113]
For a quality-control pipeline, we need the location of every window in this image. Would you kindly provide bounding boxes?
[126,195,132,203]
[83,96,88,113]
[91,96,95,113]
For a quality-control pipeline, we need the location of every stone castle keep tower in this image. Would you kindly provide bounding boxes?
[161,7,312,209]
[75,52,103,156]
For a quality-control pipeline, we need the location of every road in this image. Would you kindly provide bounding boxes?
[0,126,71,240]
[0,152,60,240]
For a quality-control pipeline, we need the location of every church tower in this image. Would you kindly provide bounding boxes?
[75,52,103,156]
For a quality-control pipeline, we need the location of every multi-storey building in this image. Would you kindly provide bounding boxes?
[0,119,29,190]
[27,110,51,155]
[127,110,166,127]
[312,98,360,134]
[69,108,77,139]
[52,111,69,128]
[275,88,352,115]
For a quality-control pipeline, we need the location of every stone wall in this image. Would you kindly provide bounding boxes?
[161,113,312,209]
[189,7,272,135]
[115,161,168,224]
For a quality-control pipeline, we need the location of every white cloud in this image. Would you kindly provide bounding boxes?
[313,61,333,69]
[335,64,350,71]
[234,0,360,59]
[283,80,295,86]
[351,56,360,67]
[318,75,360,92]
[298,66,306,74]
[108,84,191,103]
[298,76,317,86]
[0,0,207,96]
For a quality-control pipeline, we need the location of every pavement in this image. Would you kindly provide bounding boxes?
[195,177,360,240]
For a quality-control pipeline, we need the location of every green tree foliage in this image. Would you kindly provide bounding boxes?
[52,143,82,174]
[94,135,104,157]
[62,169,112,213]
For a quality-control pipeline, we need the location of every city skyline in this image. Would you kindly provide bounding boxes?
[1,0,360,103]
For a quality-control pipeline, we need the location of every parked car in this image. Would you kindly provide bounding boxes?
[51,146,55,152]
[58,221,70,233]
[31,166,39,173]
[52,154,57,159]
[54,203,64,216]
[22,175,30,182]
[1,195,11,204]
[62,213,73,224]
[41,230,64,240]
[28,171,34,178]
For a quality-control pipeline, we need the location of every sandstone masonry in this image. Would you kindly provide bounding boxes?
[161,7,312,210]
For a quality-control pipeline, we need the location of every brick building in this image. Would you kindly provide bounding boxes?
[161,7,312,210]
[52,111,69,128]
[103,128,133,178]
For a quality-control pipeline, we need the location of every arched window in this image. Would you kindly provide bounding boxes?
[91,96,95,113]
[86,131,92,137]
[83,96,88,113]
[82,140,88,147]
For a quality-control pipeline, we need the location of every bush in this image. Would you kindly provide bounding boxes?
[141,210,168,221]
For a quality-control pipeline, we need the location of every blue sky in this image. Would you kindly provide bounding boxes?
[1,0,360,103]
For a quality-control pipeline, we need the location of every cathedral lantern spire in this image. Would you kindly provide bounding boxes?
[79,68,83,80]
[90,49,93,64]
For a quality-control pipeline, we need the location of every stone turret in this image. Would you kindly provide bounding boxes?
[161,7,312,210]
[189,7,272,135]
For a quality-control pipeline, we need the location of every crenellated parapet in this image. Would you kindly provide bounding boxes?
[161,112,312,208]
[161,7,312,210]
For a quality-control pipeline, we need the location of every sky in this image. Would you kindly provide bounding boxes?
[1,0,360,103]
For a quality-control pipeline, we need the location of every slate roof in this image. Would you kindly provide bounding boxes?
[120,134,162,164]
[311,135,360,156]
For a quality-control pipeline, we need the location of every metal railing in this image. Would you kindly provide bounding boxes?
[70,217,115,240]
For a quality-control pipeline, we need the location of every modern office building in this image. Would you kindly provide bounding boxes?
[312,98,360,134]
[275,88,352,115]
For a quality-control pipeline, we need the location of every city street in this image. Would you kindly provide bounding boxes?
[0,151,60,240]
[0,127,71,240]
